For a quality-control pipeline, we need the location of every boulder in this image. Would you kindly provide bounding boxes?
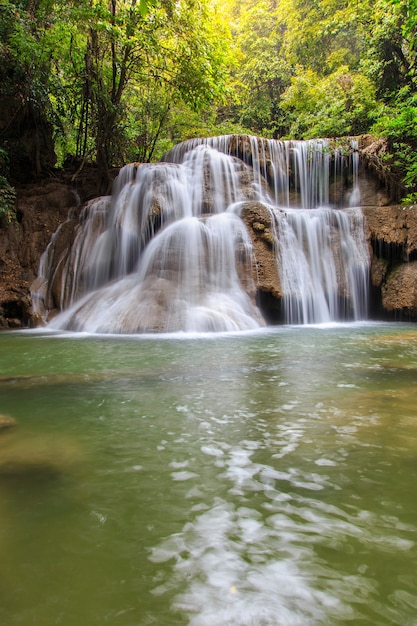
[0,415,17,432]
[381,262,417,317]
[363,205,417,318]
[0,432,84,479]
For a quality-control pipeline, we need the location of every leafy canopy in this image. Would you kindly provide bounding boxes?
[1,0,417,199]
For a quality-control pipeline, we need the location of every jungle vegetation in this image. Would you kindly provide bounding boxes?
[0,0,416,203]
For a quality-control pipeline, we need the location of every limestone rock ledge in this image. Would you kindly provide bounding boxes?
[239,202,288,323]
[362,205,417,319]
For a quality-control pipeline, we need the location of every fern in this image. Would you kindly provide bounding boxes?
[0,176,17,225]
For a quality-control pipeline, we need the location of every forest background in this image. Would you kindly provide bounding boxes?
[1,0,417,221]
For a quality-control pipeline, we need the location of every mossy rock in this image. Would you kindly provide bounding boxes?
[263,229,276,246]
[0,433,84,480]
[0,415,17,433]
[253,221,266,233]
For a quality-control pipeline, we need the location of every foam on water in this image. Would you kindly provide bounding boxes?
[141,370,417,625]
[148,427,415,625]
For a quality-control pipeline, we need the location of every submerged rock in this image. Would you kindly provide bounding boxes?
[0,415,18,432]
[0,433,84,480]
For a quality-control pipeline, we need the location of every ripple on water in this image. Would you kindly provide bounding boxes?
[149,498,370,625]
[146,421,417,626]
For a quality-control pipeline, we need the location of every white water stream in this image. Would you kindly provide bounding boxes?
[32,135,369,332]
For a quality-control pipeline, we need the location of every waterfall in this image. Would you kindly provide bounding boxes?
[274,207,369,324]
[32,135,370,333]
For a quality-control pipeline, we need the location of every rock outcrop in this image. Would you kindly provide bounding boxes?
[357,135,405,203]
[0,180,81,327]
[0,165,120,328]
[240,202,284,322]
[362,205,417,319]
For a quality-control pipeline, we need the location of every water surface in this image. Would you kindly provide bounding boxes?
[0,323,416,625]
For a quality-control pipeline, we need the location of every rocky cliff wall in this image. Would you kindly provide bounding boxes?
[362,206,417,319]
[0,180,81,327]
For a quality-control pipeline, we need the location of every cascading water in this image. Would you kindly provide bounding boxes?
[31,135,370,333]
[275,207,369,324]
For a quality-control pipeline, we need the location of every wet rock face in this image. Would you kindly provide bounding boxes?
[358,135,405,204]
[362,206,417,319]
[240,202,282,300]
[0,164,121,329]
[239,202,285,323]
[240,200,417,322]
[0,181,81,328]
[355,164,391,208]
[381,262,417,316]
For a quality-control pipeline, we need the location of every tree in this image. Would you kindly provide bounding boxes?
[369,1,417,202]
[358,0,411,99]
[51,0,229,190]
[1,0,230,190]
[2,0,417,199]
[280,67,380,138]
[0,0,57,182]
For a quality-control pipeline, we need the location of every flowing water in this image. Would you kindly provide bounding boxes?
[32,136,369,332]
[1,323,417,625]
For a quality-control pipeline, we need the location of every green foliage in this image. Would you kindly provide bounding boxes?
[1,0,231,186]
[395,0,417,68]
[0,176,17,225]
[358,0,410,99]
[0,146,16,225]
[280,67,380,138]
[372,86,417,202]
[222,0,292,136]
[282,0,366,74]
[0,0,416,202]
[220,0,394,138]
[49,0,230,182]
